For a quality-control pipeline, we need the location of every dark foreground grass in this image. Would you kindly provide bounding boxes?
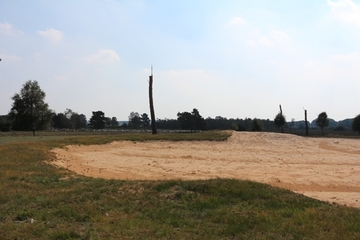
[1,132,360,239]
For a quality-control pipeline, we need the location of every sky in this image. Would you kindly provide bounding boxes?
[1,0,360,122]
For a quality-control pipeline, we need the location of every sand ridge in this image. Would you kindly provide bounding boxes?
[50,132,360,208]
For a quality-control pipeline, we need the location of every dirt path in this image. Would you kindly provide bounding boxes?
[51,132,360,208]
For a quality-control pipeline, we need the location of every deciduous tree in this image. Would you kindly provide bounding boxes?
[9,80,53,136]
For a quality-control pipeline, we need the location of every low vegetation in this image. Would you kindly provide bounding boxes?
[1,131,360,239]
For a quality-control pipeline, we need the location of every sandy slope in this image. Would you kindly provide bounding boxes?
[51,132,360,208]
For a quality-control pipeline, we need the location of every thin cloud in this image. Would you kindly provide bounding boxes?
[37,28,64,43]
[80,49,120,63]
[247,30,291,48]
[54,75,69,82]
[333,52,360,62]
[227,17,246,26]
[0,22,24,35]
[327,0,360,27]
[0,53,22,61]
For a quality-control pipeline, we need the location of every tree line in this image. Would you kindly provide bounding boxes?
[1,80,360,136]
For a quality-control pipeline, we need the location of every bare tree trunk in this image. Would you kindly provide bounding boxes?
[279,104,284,133]
[304,109,308,136]
[149,67,157,134]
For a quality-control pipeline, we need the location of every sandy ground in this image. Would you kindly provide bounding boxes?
[50,132,360,208]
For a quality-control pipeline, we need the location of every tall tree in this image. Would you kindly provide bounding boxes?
[274,105,286,133]
[352,114,360,136]
[9,80,53,136]
[89,111,106,129]
[316,112,329,136]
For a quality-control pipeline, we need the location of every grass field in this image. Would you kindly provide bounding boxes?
[1,131,360,239]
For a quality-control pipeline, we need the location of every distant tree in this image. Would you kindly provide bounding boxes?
[9,80,53,136]
[231,121,239,131]
[110,117,119,127]
[89,111,106,129]
[141,113,150,128]
[129,112,141,129]
[274,112,286,133]
[64,108,77,129]
[352,114,360,136]
[0,115,11,132]
[120,122,128,128]
[251,118,263,131]
[105,117,111,126]
[177,111,194,131]
[316,112,329,136]
[177,108,207,132]
[52,109,86,130]
[52,113,70,129]
[274,105,286,133]
[156,118,180,129]
[289,118,295,132]
[75,114,87,129]
[191,108,207,130]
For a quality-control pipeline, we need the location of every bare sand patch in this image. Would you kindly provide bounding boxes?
[51,132,360,208]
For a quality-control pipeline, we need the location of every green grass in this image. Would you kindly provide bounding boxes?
[1,131,360,239]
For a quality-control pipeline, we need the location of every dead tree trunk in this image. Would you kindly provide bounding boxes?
[149,67,157,134]
[279,105,284,133]
[304,109,308,136]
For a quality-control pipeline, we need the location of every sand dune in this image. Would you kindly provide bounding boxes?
[51,132,360,208]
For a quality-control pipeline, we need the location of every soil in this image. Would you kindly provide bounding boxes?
[50,132,360,208]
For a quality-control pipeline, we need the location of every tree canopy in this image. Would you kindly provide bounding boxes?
[9,80,53,135]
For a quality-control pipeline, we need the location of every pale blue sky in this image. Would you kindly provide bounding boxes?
[1,0,360,121]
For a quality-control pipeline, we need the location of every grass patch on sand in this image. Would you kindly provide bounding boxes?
[1,131,360,239]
